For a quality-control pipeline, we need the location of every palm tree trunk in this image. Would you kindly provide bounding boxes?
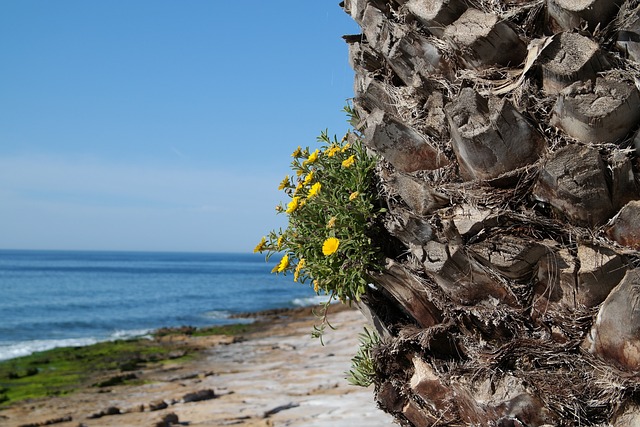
[341,0,640,425]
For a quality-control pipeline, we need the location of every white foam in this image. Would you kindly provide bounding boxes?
[110,329,152,340]
[0,329,152,361]
[0,337,99,361]
[291,295,335,307]
[203,310,232,319]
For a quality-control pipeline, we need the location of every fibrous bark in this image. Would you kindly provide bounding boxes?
[339,0,640,425]
[547,0,626,32]
[444,8,527,68]
[365,109,449,172]
[585,269,640,370]
[551,76,640,143]
[607,200,640,250]
[405,0,467,37]
[533,144,613,227]
[538,32,608,94]
[446,87,545,181]
[617,10,640,62]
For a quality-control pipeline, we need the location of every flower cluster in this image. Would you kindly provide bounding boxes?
[255,117,384,335]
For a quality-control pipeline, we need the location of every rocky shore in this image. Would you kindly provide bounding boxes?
[0,305,394,427]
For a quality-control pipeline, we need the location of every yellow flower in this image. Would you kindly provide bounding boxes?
[278,175,290,191]
[277,235,284,248]
[286,196,300,214]
[253,236,266,253]
[327,216,336,229]
[294,258,305,282]
[272,254,289,273]
[341,142,351,152]
[349,191,360,201]
[303,171,314,185]
[291,146,302,157]
[313,280,320,293]
[308,182,321,199]
[327,145,340,157]
[303,149,319,166]
[342,155,355,168]
[296,168,304,177]
[322,237,340,256]
[294,182,303,195]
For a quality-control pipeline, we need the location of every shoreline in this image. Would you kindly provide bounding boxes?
[0,297,333,363]
[0,304,394,427]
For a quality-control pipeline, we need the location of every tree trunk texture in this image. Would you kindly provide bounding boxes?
[340,0,640,425]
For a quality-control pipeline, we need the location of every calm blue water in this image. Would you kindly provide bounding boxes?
[0,250,320,361]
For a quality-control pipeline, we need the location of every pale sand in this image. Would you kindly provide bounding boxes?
[0,307,395,427]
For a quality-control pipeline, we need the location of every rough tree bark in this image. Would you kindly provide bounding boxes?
[340,0,640,425]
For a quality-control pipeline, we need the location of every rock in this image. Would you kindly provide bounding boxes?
[263,402,300,418]
[533,144,613,228]
[364,109,450,173]
[122,404,145,413]
[607,200,640,250]
[16,416,73,427]
[585,269,640,370]
[182,388,216,403]
[154,413,179,427]
[87,407,120,419]
[551,77,640,143]
[148,400,169,411]
[92,373,137,388]
[445,88,544,181]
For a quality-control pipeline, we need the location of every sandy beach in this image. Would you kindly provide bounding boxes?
[0,305,395,427]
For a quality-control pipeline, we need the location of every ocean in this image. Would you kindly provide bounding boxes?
[0,250,321,361]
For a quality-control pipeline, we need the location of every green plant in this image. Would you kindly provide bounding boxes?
[255,106,384,338]
[347,327,379,387]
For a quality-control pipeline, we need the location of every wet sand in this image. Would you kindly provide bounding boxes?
[0,305,395,427]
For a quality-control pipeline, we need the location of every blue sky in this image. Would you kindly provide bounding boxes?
[0,1,359,252]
